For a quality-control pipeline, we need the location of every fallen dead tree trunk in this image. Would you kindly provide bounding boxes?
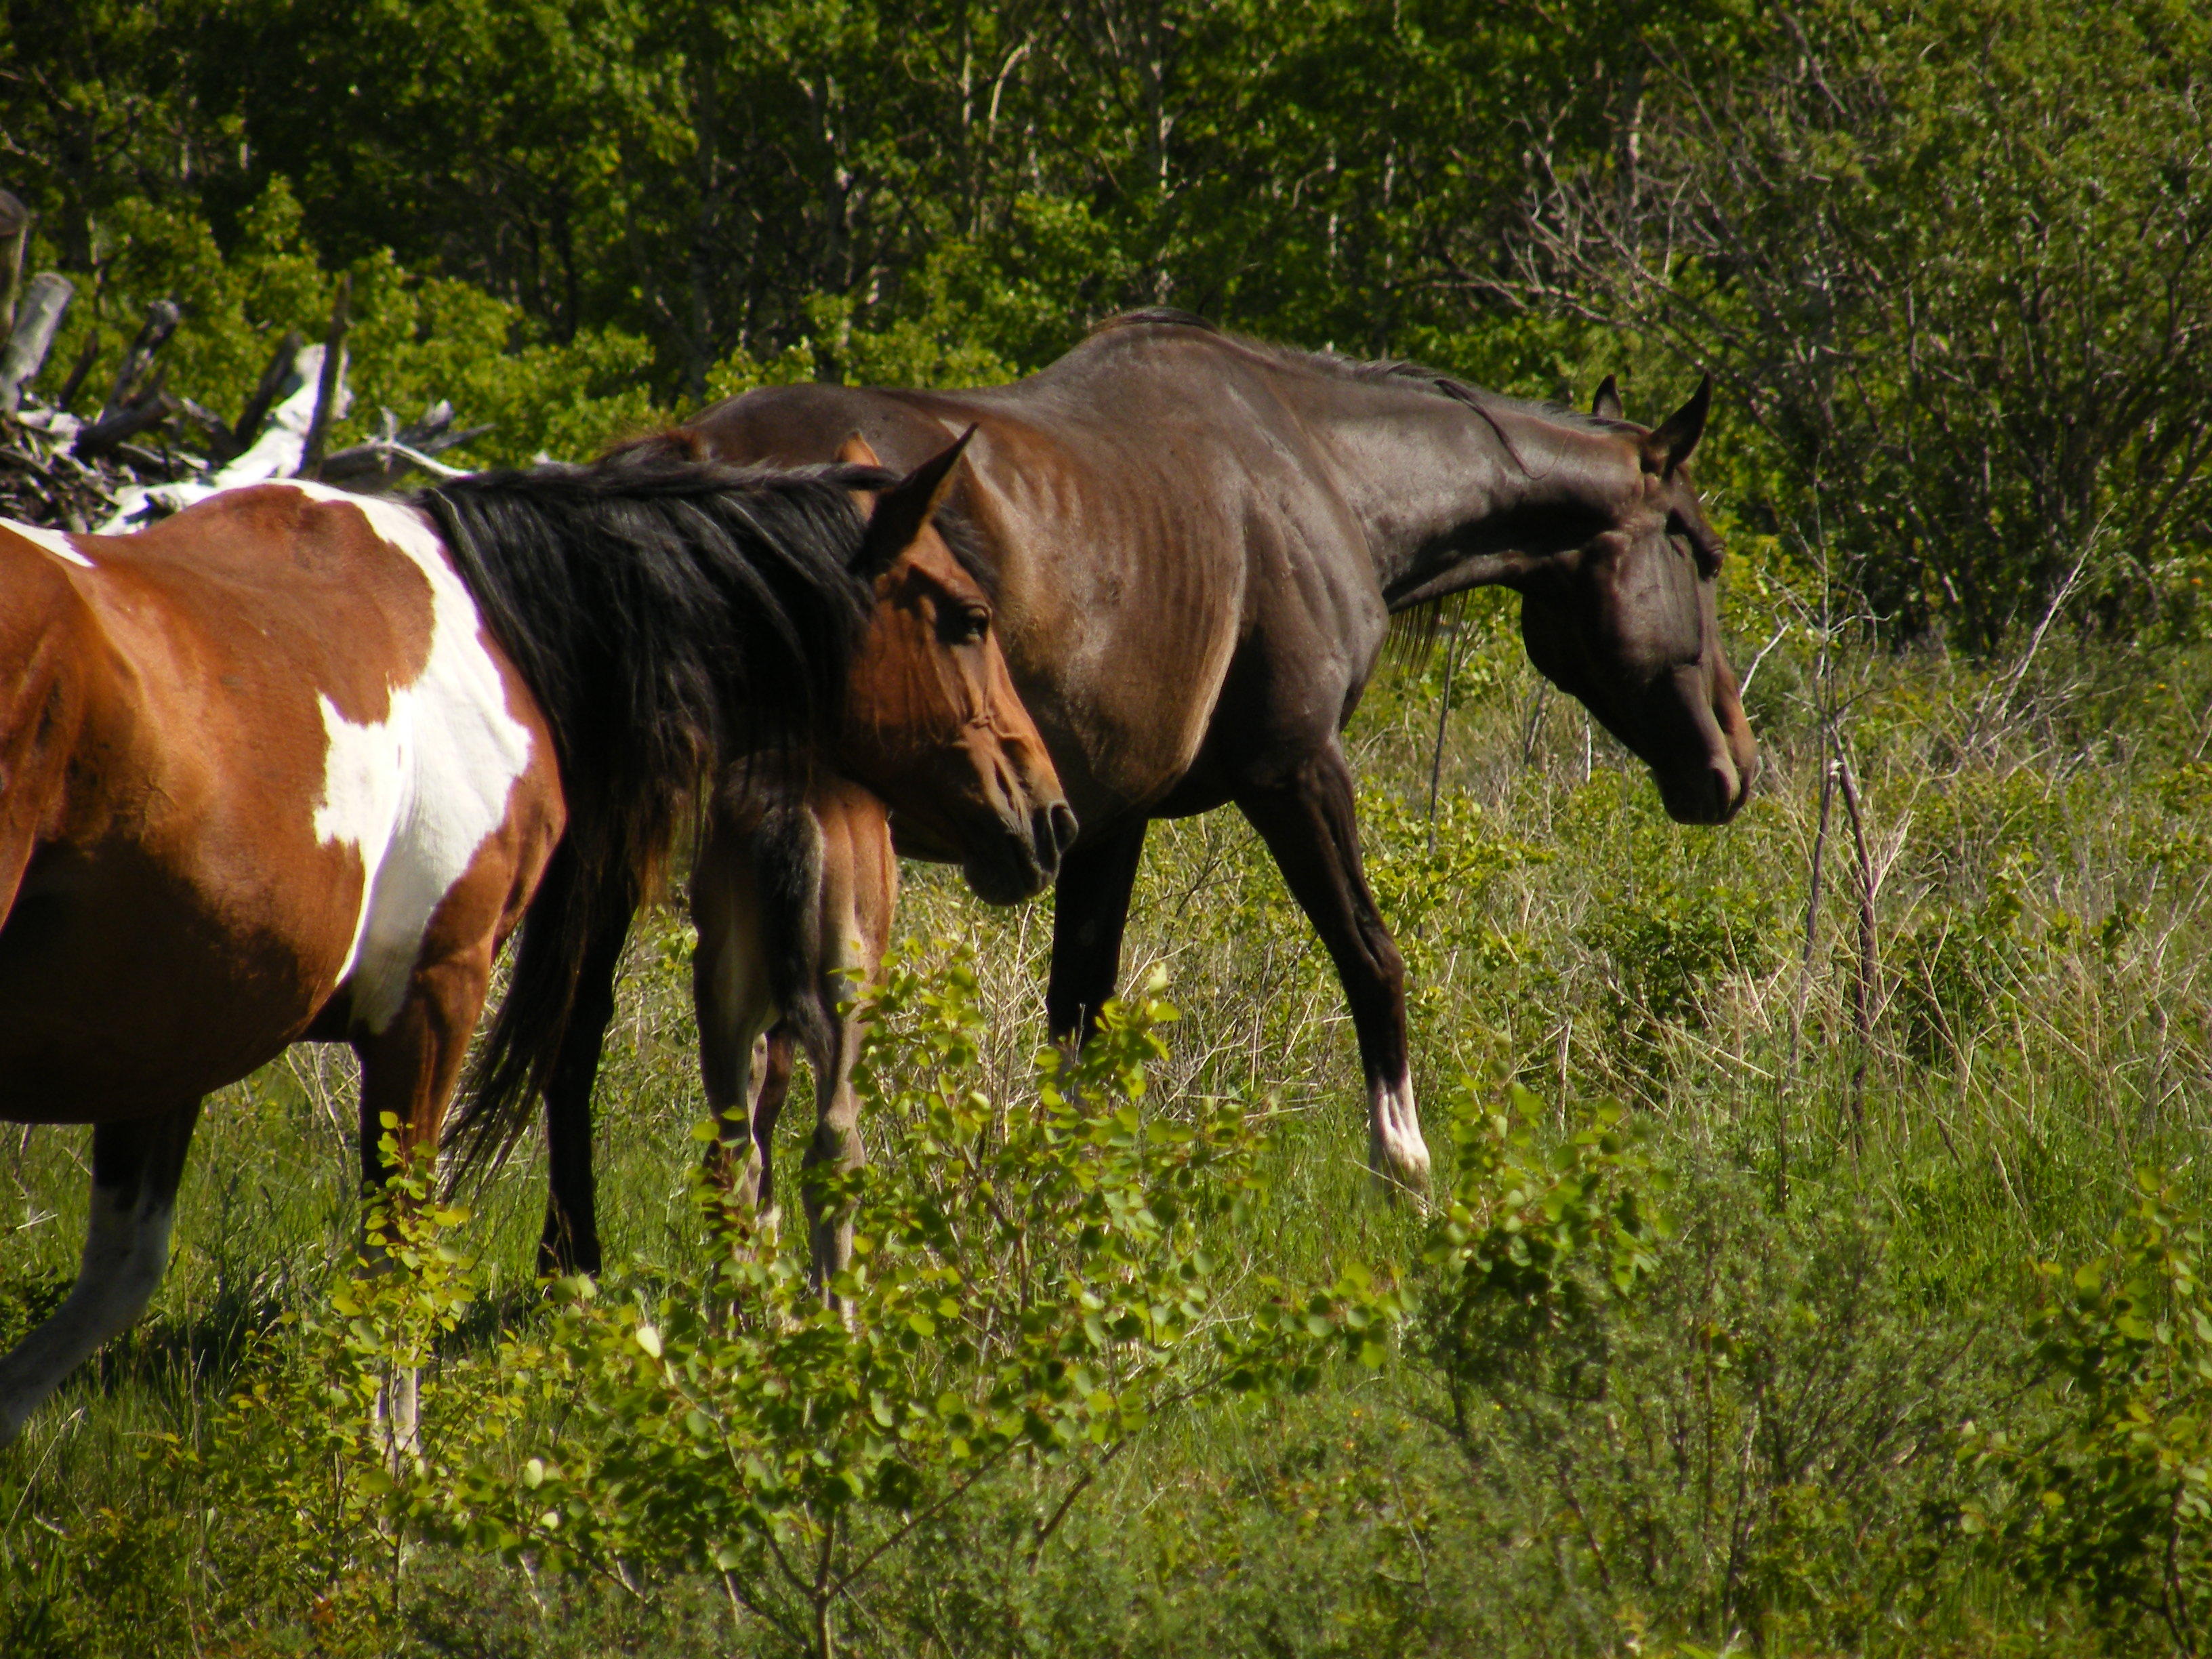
[0,262,491,534]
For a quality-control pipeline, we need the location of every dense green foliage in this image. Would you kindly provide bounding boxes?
[11,590,2212,1652]
[6,0,2207,641]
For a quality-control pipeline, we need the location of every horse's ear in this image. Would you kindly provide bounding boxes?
[1642,375,1712,475]
[857,426,976,571]
[1591,375,1624,422]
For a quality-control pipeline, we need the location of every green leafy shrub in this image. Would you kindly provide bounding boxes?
[187,960,1391,1657]
[1582,882,1776,1090]
[1414,1081,1666,1453]
[1895,884,2037,1067]
[1966,1176,2212,1653]
[152,1121,483,1649]
[1408,1103,1994,1653]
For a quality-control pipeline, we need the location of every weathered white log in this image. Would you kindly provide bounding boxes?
[93,343,344,531]
[0,272,73,416]
[319,401,491,487]
[13,406,81,445]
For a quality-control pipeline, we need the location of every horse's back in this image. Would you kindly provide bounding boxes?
[0,527,103,927]
[688,326,1396,827]
[689,359,1276,827]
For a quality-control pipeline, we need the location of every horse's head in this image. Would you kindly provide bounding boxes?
[834,432,1076,903]
[1515,377,1757,825]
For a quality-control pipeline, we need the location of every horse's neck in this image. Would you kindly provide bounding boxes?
[1314,390,1603,600]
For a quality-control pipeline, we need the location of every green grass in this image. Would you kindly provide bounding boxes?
[7,581,2212,1656]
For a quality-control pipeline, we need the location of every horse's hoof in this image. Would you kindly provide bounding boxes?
[1368,1081,1433,1208]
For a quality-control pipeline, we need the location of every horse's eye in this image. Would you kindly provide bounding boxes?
[938,605,990,645]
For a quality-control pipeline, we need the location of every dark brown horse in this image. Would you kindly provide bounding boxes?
[538,311,1755,1261]
[0,442,1048,1443]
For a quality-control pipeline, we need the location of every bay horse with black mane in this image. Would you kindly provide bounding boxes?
[0,434,1064,1443]
[509,430,1071,1278]
[534,311,1755,1260]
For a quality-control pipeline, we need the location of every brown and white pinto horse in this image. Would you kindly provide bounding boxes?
[0,441,1033,1443]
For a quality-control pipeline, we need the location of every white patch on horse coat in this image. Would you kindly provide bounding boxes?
[281,482,535,1031]
[1,518,94,568]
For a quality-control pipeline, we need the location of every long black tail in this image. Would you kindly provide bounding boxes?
[419,443,881,1172]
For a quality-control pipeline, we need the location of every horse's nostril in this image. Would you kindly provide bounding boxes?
[1711,764,1741,821]
[1048,802,1079,857]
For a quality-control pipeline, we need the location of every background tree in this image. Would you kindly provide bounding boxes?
[3,0,2206,649]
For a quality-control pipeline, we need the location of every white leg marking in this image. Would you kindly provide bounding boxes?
[279,485,536,1030]
[2,518,94,568]
[0,1186,176,1443]
[1368,1071,1433,1202]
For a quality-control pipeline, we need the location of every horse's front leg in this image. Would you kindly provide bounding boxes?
[1234,743,1431,1200]
[354,945,494,1464]
[1043,819,1151,1046]
[0,1099,205,1446]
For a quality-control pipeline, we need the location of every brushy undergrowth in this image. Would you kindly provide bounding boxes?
[10,561,2212,1654]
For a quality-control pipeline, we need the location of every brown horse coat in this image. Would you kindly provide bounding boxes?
[683,316,1755,1193]
[0,486,559,1126]
[691,771,895,1291]
[535,313,1755,1271]
[0,485,563,1443]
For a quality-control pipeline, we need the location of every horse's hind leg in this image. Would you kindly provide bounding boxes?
[799,996,870,1302]
[353,942,497,1460]
[691,813,783,1216]
[0,1099,204,1444]
[798,783,897,1299]
[1234,742,1431,1198]
[750,1027,798,1210]
[536,886,637,1277]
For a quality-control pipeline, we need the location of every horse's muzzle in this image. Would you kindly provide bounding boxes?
[962,799,1078,904]
[1660,752,1753,825]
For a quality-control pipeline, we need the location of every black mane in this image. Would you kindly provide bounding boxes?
[419,442,876,1169]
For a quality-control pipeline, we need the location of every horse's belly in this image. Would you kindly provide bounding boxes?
[0,846,333,1119]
